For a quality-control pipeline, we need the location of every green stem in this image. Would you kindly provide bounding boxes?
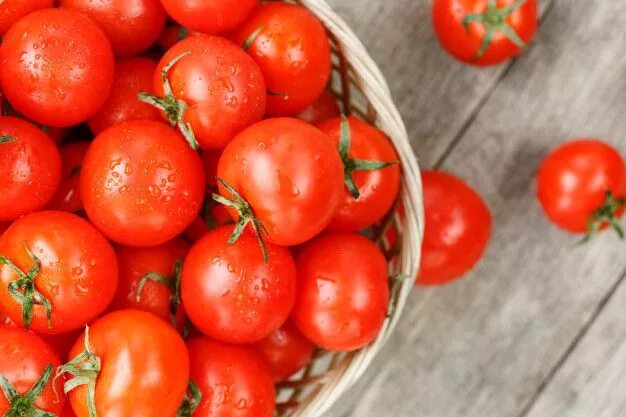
[176,380,202,417]
[242,24,265,51]
[136,259,184,328]
[579,190,626,244]
[0,135,16,144]
[1,365,58,417]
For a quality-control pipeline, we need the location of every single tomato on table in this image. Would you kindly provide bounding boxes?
[160,0,258,35]
[47,141,90,213]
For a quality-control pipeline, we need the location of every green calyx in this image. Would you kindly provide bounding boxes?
[242,24,265,51]
[462,0,528,59]
[176,380,202,417]
[1,364,58,417]
[267,89,289,99]
[338,115,399,199]
[136,259,184,329]
[0,135,16,144]
[579,190,626,244]
[138,51,199,150]
[1,243,52,330]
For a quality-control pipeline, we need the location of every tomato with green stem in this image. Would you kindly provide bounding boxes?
[0,0,54,35]
[297,90,341,125]
[47,141,90,213]
[161,0,258,35]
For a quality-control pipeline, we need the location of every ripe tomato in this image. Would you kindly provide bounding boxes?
[0,211,118,334]
[0,116,62,222]
[433,0,537,66]
[59,0,166,56]
[233,2,332,116]
[0,223,9,236]
[316,116,401,231]
[417,170,492,285]
[62,310,189,417]
[292,233,389,352]
[0,326,65,416]
[61,405,78,417]
[161,0,258,35]
[537,139,626,240]
[202,150,221,188]
[297,90,341,125]
[0,0,53,35]
[47,141,90,213]
[187,337,275,417]
[0,9,115,126]
[80,120,205,247]
[88,57,162,135]
[217,118,344,246]
[182,225,296,344]
[255,321,316,382]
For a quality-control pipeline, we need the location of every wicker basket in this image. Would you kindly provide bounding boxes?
[276,1,425,416]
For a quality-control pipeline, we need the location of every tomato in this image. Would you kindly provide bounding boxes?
[0,223,8,237]
[537,139,626,240]
[59,0,166,56]
[217,118,344,246]
[0,9,115,127]
[202,150,221,188]
[0,0,54,35]
[291,232,389,352]
[62,310,189,417]
[44,127,71,145]
[88,57,162,135]
[0,211,118,334]
[187,337,275,417]
[232,2,332,116]
[161,0,259,35]
[255,321,316,382]
[143,35,266,150]
[0,116,62,222]
[0,326,65,416]
[317,116,401,231]
[182,225,296,344]
[110,238,189,331]
[47,141,90,213]
[80,120,205,247]
[297,90,341,125]
[158,24,190,50]
[433,0,537,66]
[61,405,78,417]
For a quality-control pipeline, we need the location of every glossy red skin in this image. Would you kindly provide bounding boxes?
[0,116,61,222]
[296,90,341,125]
[187,337,275,417]
[0,211,118,334]
[88,58,162,135]
[81,120,205,247]
[67,310,189,417]
[161,0,259,35]
[155,35,266,150]
[182,226,296,344]
[0,9,115,127]
[433,0,537,66]
[217,118,344,246]
[233,3,332,116]
[47,141,90,213]
[537,139,626,233]
[0,0,54,35]
[0,326,65,415]
[417,171,492,285]
[317,117,401,231]
[255,321,315,382]
[292,233,389,352]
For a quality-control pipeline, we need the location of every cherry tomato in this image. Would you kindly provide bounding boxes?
[433,0,537,66]
[187,337,275,417]
[0,326,65,416]
[88,57,162,135]
[161,0,259,35]
[297,90,341,125]
[182,225,296,344]
[217,118,344,246]
[291,232,389,352]
[0,211,118,334]
[0,0,54,35]
[233,2,332,116]
[0,9,115,126]
[63,310,189,417]
[317,116,401,231]
[0,116,61,222]
[255,321,316,382]
[47,141,90,213]
[80,120,205,247]
[537,139,626,239]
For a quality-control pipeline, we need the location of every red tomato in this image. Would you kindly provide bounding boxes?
[316,116,401,231]
[47,141,90,213]
[182,225,296,344]
[433,0,537,66]
[297,90,341,125]
[88,57,162,135]
[0,211,118,334]
[0,0,54,35]
[161,0,259,35]
[44,126,71,145]
[255,321,316,382]
[0,9,115,126]
[232,2,332,116]
[0,116,61,222]
[61,405,78,417]
[417,170,492,285]
[158,24,190,50]
[0,326,65,416]
[0,223,9,236]
[187,337,275,417]
[63,310,189,417]
[291,233,389,352]
[202,150,221,188]
[80,120,205,247]
[537,139,626,239]
[217,118,344,246]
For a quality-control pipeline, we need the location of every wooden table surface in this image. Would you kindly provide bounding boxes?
[323,0,626,416]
